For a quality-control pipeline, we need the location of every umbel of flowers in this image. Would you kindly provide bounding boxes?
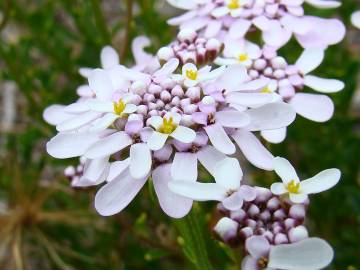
[44,0,345,269]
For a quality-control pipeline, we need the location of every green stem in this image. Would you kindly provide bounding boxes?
[174,210,214,270]
[90,0,111,45]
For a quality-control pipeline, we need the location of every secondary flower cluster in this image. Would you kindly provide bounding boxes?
[43,0,345,269]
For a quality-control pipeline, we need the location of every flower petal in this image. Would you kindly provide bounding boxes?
[216,111,250,128]
[85,131,132,159]
[222,192,244,211]
[171,152,198,181]
[229,19,252,39]
[76,157,110,187]
[147,131,169,151]
[289,193,308,203]
[197,145,227,175]
[246,235,271,259]
[241,256,259,270]
[273,157,299,184]
[108,159,130,182]
[94,169,147,216]
[268,238,334,269]
[351,11,360,29]
[226,92,274,107]
[305,0,341,9]
[153,164,193,218]
[43,105,73,125]
[100,46,119,69]
[270,182,287,195]
[171,126,196,143]
[89,113,119,132]
[56,111,101,132]
[261,128,287,144]
[47,132,100,159]
[88,69,114,101]
[213,158,242,190]
[204,124,236,155]
[300,168,341,194]
[295,48,324,74]
[168,181,226,201]
[245,102,296,131]
[130,143,152,179]
[304,75,344,93]
[289,93,334,122]
[232,130,274,170]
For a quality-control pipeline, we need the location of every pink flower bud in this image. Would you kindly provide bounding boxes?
[288,226,309,243]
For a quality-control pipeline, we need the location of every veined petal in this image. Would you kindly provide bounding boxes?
[153,164,193,218]
[171,126,196,143]
[147,131,169,151]
[289,93,334,122]
[205,124,236,155]
[213,158,242,190]
[216,111,250,128]
[149,115,164,130]
[304,75,344,93]
[108,159,130,182]
[100,46,119,69]
[76,157,110,187]
[56,111,101,132]
[268,238,334,269]
[232,130,274,170]
[197,145,227,176]
[300,168,341,194]
[94,170,147,216]
[89,113,119,132]
[130,143,152,179]
[273,157,299,184]
[85,131,132,159]
[171,152,198,181]
[47,132,100,159]
[168,181,227,201]
[295,48,324,74]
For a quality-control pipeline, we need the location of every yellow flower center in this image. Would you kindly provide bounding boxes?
[228,0,240,9]
[261,87,272,94]
[238,54,248,62]
[257,257,268,268]
[158,117,177,134]
[186,69,198,80]
[286,180,301,194]
[113,99,126,115]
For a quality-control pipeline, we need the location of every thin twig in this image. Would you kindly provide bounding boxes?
[120,0,134,60]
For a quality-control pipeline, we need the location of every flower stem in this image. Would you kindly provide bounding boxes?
[174,209,214,270]
[90,0,111,45]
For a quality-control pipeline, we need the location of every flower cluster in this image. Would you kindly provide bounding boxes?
[43,0,345,268]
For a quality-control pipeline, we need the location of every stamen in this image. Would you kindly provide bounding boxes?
[286,180,301,194]
[238,54,248,62]
[186,69,198,80]
[261,87,272,94]
[113,99,126,115]
[257,257,268,268]
[158,117,177,134]
[227,0,240,9]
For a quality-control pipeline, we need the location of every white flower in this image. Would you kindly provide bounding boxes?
[169,158,256,211]
[179,63,226,87]
[270,157,341,203]
[147,112,196,150]
[211,0,250,18]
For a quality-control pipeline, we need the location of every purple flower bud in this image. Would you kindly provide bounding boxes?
[288,226,309,243]
[274,233,289,245]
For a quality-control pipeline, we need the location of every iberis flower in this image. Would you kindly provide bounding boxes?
[166,0,345,49]
[44,40,297,218]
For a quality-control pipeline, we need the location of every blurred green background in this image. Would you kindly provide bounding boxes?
[0,0,359,269]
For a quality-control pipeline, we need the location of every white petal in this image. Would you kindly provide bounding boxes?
[166,0,198,10]
[261,128,287,144]
[171,126,196,143]
[171,152,198,181]
[241,256,259,270]
[351,11,360,29]
[289,193,308,203]
[123,103,138,114]
[305,0,341,8]
[226,92,274,107]
[304,75,344,93]
[56,111,101,132]
[168,181,226,201]
[147,131,168,151]
[273,157,299,184]
[153,164,193,218]
[64,102,90,114]
[47,132,100,159]
[213,158,242,190]
[235,77,271,92]
[268,238,334,269]
[197,145,227,175]
[232,130,274,170]
[100,46,119,69]
[289,93,334,122]
[89,113,119,132]
[270,182,287,195]
[246,235,271,259]
[211,6,229,18]
[216,111,250,128]
[77,157,110,186]
[300,168,341,194]
[149,115,163,130]
[295,48,324,74]
[88,69,114,101]
[87,99,113,112]
[229,19,252,39]
[130,143,152,179]
[204,124,236,155]
[245,102,296,131]
[108,159,130,182]
[94,170,147,216]
[43,105,73,125]
[85,131,132,159]
[153,58,179,77]
[79,67,93,78]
